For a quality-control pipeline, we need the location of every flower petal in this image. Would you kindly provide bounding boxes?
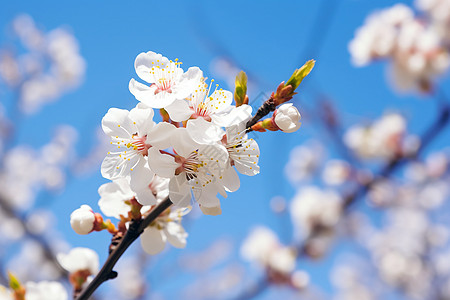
[129,78,177,108]
[169,175,192,208]
[165,99,193,122]
[211,104,252,127]
[221,165,240,192]
[129,104,155,136]
[135,51,169,84]
[172,66,203,99]
[101,108,134,138]
[101,152,140,180]
[186,118,224,144]
[130,159,157,206]
[147,122,177,149]
[140,226,166,255]
[170,127,198,158]
[98,178,134,218]
[164,222,187,249]
[232,138,260,176]
[200,205,222,216]
[147,147,178,178]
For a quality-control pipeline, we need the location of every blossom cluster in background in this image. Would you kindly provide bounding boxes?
[0,14,85,114]
[349,1,450,92]
[1,0,450,299]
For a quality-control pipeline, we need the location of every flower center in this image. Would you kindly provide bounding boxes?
[150,59,182,95]
[175,151,204,179]
[126,134,150,156]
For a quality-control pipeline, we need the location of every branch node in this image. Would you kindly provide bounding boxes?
[108,271,118,280]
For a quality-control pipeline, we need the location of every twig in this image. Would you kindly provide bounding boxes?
[75,198,172,300]
[245,96,276,129]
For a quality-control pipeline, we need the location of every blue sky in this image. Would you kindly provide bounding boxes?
[2,0,450,299]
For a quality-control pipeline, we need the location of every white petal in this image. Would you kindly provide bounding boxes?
[186,118,223,144]
[70,205,95,235]
[147,122,177,149]
[129,78,177,108]
[232,138,260,176]
[222,165,240,192]
[172,66,203,99]
[206,89,233,114]
[195,184,221,208]
[147,147,178,178]
[98,178,134,218]
[129,104,155,135]
[135,51,170,83]
[101,108,133,138]
[164,222,187,249]
[211,104,252,127]
[57,247,99,274]
[130,160,157,206]
[200,205,222,216]
[170,127,198,158]
[140,226,166,255]
[165,99,193,122]
[169,175,192,207]
[101,152,140,180]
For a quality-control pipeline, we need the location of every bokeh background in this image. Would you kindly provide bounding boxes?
[1,0,450,299]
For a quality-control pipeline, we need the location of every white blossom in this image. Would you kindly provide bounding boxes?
[290,186,342,238]
[129,51,202,109]
[147,127,230,214]
[343,113,407,159]
[349,3,450,92]
[140,205,189,255]
[57,247,99,275]
[70,205,95,235]
[241,226,296,275]
[165,79,252,144]
[274,103,302,133]
[25,281,68,300]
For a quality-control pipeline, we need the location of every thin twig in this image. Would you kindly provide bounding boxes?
[76,198,172,300]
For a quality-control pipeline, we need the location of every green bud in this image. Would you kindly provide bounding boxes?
[285,59,315,91]
[234,71,248,107]
[8,273,21,291]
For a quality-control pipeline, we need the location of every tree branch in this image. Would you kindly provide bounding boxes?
[75,198,172,300]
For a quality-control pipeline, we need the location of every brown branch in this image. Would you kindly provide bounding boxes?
[75,197,172,300]
[245,96,276,130]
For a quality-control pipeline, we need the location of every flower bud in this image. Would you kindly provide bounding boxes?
[57,247,99,275]
[274,60,315,105]
[285,59,315,91]
[274,103,302,133]
[234,71,248,107]
[70,205,95,235]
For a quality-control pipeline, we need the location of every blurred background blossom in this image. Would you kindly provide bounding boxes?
[1,0,450,299]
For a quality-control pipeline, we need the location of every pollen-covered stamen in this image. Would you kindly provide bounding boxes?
[125,134,150,156]
[175,150,204,177]
[150,59,183,95]
[189,79,227,121]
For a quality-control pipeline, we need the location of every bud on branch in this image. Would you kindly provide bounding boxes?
[234,71,249,107]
